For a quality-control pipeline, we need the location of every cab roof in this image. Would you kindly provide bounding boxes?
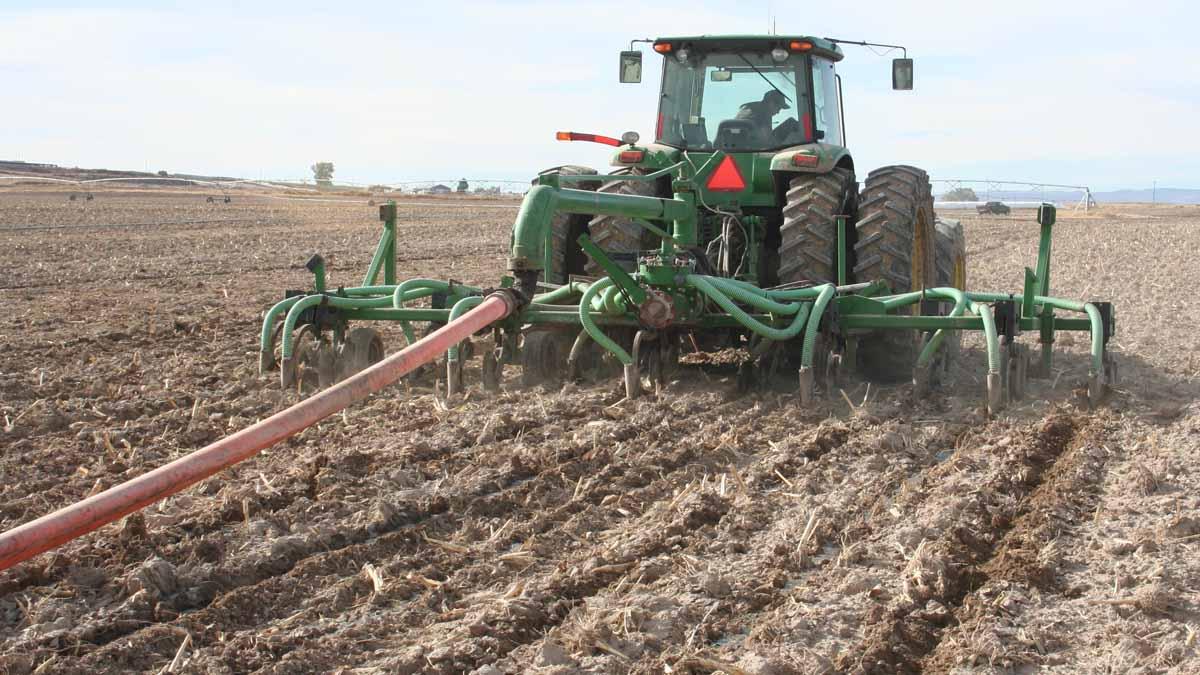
[652,35,844,62]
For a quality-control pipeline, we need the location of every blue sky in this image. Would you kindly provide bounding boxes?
[1,0,1195,190]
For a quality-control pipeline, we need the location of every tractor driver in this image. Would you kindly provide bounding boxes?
[735,89,794,144]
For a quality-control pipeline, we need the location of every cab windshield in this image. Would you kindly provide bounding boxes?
[657,50,814,152]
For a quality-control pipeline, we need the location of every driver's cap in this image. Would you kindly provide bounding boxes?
[764,90,790,109]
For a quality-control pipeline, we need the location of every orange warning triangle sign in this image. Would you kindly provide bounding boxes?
[706,155,747,192]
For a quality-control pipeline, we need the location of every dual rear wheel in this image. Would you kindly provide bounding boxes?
[780,164,953,384]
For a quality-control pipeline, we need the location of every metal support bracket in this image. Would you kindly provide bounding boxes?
[992,299,1019,343]
[1091,301,1115,345]
[577,233,648,306]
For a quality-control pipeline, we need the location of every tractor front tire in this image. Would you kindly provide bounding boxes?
[585,169,662,276]
[853,165,938,382]
[535,165,600,284]
[778,167,858,285]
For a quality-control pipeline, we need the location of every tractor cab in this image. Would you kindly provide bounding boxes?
[644,36,846,152]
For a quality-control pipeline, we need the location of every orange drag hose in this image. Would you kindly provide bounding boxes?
[0,292,515,572]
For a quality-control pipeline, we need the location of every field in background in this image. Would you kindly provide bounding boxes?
[1,189,1198,673]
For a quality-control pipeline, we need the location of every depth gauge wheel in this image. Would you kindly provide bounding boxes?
[280,324,322,392]
[520,330,573,386]
[340,327,385,379]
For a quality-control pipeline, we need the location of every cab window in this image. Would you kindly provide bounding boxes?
[811,57,842,146]
[656,50,813,151]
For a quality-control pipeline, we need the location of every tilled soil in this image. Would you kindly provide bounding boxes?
[1,190,1198,674]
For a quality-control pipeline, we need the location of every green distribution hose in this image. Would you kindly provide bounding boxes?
[393,279,460,345]
[700,276,805,315]
[579,278,633,365]
[966,292,1104,375]
[533,281,588,305]
[800,284,835,366]
[600,285,624,314]
[570,274,836,369]
[870,289,999,375]
[280,294,395,357]
[686,275,812,342]
[965,298,1000,375]
[392,278,453,309]
[878,287,970,369]
[446,296,486,361]
[261,296,304,353]
[277,284,454,358]
[699,276,836,368]
[262,285,416,355]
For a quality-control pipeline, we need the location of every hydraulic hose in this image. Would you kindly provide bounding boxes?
[0,292,517,573]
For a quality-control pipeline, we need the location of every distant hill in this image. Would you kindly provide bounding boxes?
[0,159,239,184]
[935,186,1200,205]
[1092,188,1200,204]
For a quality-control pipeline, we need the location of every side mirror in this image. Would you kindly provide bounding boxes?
[892,58,913,90]
[620,51,642,83]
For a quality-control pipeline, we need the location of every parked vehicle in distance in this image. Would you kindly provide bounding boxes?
[977,200,1011,215]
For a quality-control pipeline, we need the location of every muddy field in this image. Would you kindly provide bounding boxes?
[1,189,1198,674]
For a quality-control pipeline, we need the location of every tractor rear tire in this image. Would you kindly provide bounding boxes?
[778,167,858,284]
[534,165,600,284]
[934,217,966,291]
[585,168,662,276]
[933,217,967,375]
[853,165,938,382]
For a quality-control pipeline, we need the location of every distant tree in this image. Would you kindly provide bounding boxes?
[311,162,335,188]
[157,170,169,177]
[943,187,978,201]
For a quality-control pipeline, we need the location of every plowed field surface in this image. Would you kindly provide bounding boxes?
[1,190,1198,674]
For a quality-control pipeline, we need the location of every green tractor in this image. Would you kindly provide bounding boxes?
[540,35,953,381]
[0,33,1122,577]
[261,34,1114,413]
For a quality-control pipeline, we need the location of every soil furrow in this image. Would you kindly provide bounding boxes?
[52,390,734,670]
[837,412,1085,674]
[214,394,762,672]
